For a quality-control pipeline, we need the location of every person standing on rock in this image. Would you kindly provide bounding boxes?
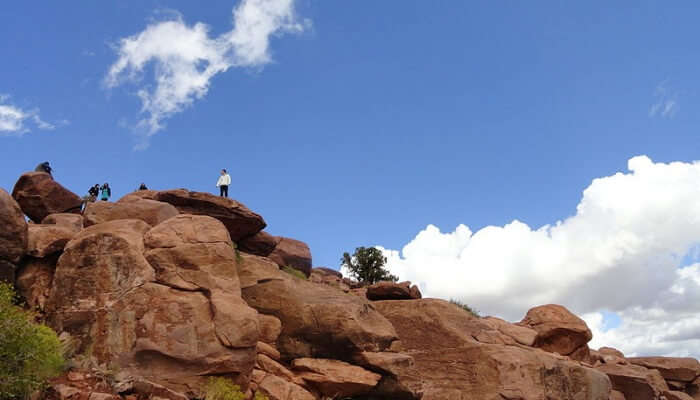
[216,169,231,198]
[35,161,53,177]
[100,183,111,201]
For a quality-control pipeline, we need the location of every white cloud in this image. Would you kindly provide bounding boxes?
[379,156,700,357]
[649,81,678,118]
[105,0,308,147]
[0,95,56,136]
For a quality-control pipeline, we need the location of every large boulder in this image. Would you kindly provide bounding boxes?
[12,172,82,222]
[238,231,279,257]
[518,304,593,357]
[46,218,257,395]
[251,370,316,400]
[84,199,179,227]
[15,256,57,311]
[596,363,669,400]
[27,224,77,258]
[267,237,312,277]
[627,357,700,382]
[292,358,381,398]
[153,189,265,241]
[239,255,398,361]
[0,188,28,263]
[42,213,84,233]
[374,299,611,400]
[366,281,421,301]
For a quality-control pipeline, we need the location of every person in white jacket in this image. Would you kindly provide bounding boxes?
[216,169,231,197]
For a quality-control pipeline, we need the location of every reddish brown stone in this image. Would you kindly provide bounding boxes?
[627,357,700,382]
[267,237,312,277]
[154,189,266,241]
[292,358,381,398]
[596,363,668,400]
[42,213,84,233]
[238,231,279,257]
[366,281,421,301]
[0,188,28,263]
[83,199,178,228]
[518,304,593,356]
[27,224,76,258]
[12,172,82,222]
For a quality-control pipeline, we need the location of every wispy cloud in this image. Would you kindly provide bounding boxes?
[0,95,57,136]
[105,0,309,149]
[649,81,678,118]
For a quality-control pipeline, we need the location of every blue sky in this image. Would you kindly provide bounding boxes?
[3,0,700,356]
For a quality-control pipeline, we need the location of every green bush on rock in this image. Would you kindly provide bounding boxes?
[0,283,64,398]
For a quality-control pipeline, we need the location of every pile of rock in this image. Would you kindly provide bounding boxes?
[2,171,699,400]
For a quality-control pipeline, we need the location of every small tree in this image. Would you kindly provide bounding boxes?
[0,283,64,398]
[341,247,398,284]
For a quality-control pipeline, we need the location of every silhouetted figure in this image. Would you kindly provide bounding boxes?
[138,183,148,191]
[88,184,100,199]
[100,183,111,201]
[216,169,230,198]
[35,161,53,177]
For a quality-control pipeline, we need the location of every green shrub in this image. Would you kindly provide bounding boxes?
[254,392,270,400]
[204,377,245,400]
[281,266,307,280]
[450,299,480,318]
[0,283,65,398]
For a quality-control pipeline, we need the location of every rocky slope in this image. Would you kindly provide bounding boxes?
[1,171,699,400]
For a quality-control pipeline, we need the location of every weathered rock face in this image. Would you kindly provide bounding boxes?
[665,390,695,400]
[240,257,398,361]
[27,224,77,258]
[267,237,312,277]
[0,188,28,264]
[16,255,57,311]
[117,190,159,203]
[596,363,669,400]
[482,316,538,346]
[518,304,593,357]
[45,218,258,395]
[292,358,382,398]
[627,357,700,382]
[309,268,351,292]
[153,189,266,241]
[238,231,279,257]
[374,299,611,400]
[366,281,422,301]
[251,370,316,400]
[42,213,84,233]
[12,172,82,222]
[84,199,179,228]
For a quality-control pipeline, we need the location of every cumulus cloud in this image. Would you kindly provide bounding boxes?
[105,0,307,147]
[649,81,678,118]
[0,95,56,136]
[379,156,700,357]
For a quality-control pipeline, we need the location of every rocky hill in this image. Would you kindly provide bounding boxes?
[1,171,699,400]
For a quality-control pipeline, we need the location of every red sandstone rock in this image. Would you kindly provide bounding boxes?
[238,231,279,257]
[351,351,414,377]
[267,236,312,277]
[482,316,538,346]
[42,213,84,233]
[375,299,611,400]
[16,255,56,311]
[84,199,178,228]
[27,224,76,257]
[596,363,668,400]
[46,218,257,394]
[254,372,316,400]
[610,389,626,400]
[366,281,421,300]
[518,304,593,356]
[12,172,82,222]
[117,190,159,203]
[292,358,381,398]
[627,357,700,382]
[258,313,283,344]
[664,390,695,400]
[240,261,398,361]
[599,346,626,359]
[153,189,266,241]
[258,341,281,361]
[0,188,28,263]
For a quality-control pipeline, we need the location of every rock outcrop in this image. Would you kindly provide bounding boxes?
[267,236,312,277]
[374,299,611,400]
[83,199,178,227]
[366,281,422,300]
[27,224,76,258]
[518,303,593,359]
[12,172,82,222]
[0,188,28,265]
[152,189,266,241]
[238,231,279,257]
